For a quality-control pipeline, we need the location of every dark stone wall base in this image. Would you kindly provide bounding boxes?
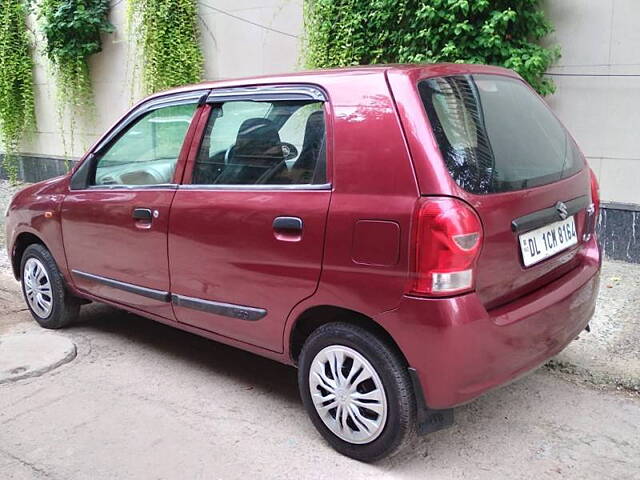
[598,204,640,264]
[0,153,75,183]
[2,153,640,263]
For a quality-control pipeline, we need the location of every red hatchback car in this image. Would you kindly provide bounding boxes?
[6,64,600,461]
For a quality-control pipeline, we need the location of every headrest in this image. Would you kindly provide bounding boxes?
[232,118,283,163]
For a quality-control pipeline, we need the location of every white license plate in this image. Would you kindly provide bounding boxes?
[519,216,578,267]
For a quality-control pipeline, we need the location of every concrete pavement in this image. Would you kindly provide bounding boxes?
[0,333,76,384]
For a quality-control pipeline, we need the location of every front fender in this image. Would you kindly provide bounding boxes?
[6,175,71,282]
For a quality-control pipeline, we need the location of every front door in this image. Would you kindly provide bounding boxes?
[61,96,205,319]
[168,90,331,351]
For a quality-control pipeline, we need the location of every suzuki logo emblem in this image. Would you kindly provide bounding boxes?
[556,201,568,220]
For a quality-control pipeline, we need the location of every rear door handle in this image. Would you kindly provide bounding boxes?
[273,216,303,231]
[132,208,153,221]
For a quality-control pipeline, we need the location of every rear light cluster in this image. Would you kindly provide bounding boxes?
[408,197,483,297]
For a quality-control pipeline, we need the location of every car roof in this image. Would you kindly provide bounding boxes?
[145,63,520,101]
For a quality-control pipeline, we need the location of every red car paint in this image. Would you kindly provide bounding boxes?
[5,64,600,410]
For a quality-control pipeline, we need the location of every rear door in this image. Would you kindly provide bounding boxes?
[168,86,331,352]
[415,73,592,308]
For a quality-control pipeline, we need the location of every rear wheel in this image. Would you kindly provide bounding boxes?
[20,244,80,329]
[298,322,415,462]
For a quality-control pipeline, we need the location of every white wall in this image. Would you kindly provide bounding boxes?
[19,0,304,159]
[544,0,640,206]
[17,1,640,206]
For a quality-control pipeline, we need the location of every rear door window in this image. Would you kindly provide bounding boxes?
[192,100,326,185]
[418,74,584,194]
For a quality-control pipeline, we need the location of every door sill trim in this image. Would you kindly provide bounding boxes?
[71,270,171,302]
[171,294,266,321]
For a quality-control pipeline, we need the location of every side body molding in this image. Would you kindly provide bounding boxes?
[72,270,266,321]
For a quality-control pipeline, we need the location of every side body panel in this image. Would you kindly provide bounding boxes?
[281,72,421,350]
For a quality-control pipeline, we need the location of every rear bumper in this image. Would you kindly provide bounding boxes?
[376,237,601,409]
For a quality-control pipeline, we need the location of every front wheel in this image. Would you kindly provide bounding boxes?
[298,322,416,462]
[20,244,80,329]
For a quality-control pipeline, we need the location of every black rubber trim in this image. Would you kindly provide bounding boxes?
[408,367,454,435]
[72,270,170,302]
[171,294,266,321]
[511,195,589,233]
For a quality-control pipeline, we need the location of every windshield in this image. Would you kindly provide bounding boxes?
[418,74,584,194]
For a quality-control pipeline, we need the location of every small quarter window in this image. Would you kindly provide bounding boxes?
[93,103,197,186]
[192,100,326,185]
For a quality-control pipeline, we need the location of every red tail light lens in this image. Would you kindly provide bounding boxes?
[589,168,600,219]
[409,197,483,296]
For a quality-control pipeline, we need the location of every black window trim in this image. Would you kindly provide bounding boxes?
[70,89,210,191]
[186,84,332,191]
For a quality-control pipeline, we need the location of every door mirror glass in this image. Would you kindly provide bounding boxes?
[93,103,197,186]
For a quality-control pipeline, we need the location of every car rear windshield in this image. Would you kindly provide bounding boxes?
[418,74,584,194]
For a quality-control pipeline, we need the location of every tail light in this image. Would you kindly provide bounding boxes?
[408,197,483,296]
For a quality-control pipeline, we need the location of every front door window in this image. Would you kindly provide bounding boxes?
[94,103,198,186]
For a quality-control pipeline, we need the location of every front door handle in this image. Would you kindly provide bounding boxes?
[273,216,303,231]
[132,208,153,221]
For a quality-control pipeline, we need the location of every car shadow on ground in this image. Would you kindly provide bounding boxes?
[68,303,301,404]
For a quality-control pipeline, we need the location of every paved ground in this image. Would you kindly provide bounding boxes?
[551,260,640,392]
[1,180,639,479]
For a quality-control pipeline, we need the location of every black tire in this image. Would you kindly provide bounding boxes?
[298,322,416,462]
[20,244,81,329]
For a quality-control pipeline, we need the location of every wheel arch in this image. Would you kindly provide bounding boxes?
[288,305,409,366]
[11,231,48,280]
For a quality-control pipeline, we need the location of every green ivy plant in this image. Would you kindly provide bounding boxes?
[127,0,203,95]
[38,0,114,153]
[304,0,560,95]
[0,0,35,182]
